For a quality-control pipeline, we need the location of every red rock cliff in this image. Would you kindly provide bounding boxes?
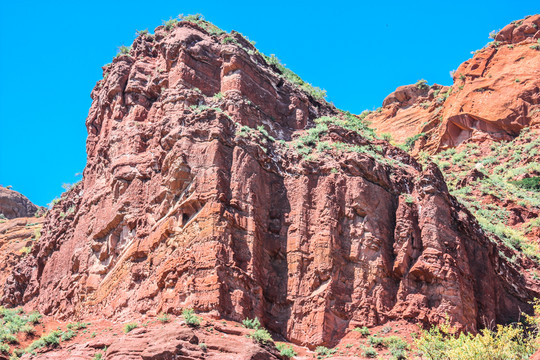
[368,14,540,152]
[3,19,539,347]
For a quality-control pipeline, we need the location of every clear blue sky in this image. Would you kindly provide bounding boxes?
[0,1,537,206]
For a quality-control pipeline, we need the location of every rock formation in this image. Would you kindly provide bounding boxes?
[0,217,43,291]
[364,15,540,280]
[367,14,540,152]
[0,187,43,219]
[3,16,540,351]
[16,319,284,360]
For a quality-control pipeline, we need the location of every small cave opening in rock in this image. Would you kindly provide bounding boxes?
[178,199,205,228]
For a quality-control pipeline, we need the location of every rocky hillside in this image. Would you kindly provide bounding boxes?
[367,14,540,153]
[366,15,540,287]
[2,14,540,360]
[0,187,44,219]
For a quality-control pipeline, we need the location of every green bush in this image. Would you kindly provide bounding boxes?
[415,322,535,360]
[163,18,178,31]
[248,328,272,344]
[0,343,9,354]
[401,133,426,152]
[1,333,18,344]
[315,346,336,357]
[510,177,540,191]
[20,323,35,335]
[221,36,237,45]
[363,346,378,358]
[353,326,370,336]
[124,323,138,333]
[27,311,42,325]
[157,313,171,323]
[67,322,88,330]
[368,335,384,347]
[61,329,76,341]
[416,79,429,90]
[27,330,61,351]
[391,348,407,360]
[384,335,408,350]
[384,335,409,358]
[276,343,297,358]
[117,45,131,56]
[182,308,201,327]
[242,317,261,330]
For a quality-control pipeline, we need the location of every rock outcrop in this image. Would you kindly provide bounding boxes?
[0,187,43,219]
[3,17,540,349]
[367,14,540,152]
[17,318,284,360]
[0,217,43,291]
[364,83,449,147]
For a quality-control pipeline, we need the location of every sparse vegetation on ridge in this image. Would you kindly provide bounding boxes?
[233,111,410,169]
[263,54,327,100]
[426,127,540,262]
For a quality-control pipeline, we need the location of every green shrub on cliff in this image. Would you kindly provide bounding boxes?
[135,29,149,37]
[123,323,138,333]
[248,328,273,344]
[0,333,18,344]
[242,317,261,330]
[26,330,62,351]
[353,326,370,336]
[415,79,429,90]
[61,329,76,341]
[117,45,131,56]
[178,14,225,36]
[510,177,540,191]
[276,343,296,358]
[263,54,326,100]
[157,313,171,323]
[67,321,89,330]
[315,346,337,357]
[182,308,201,327]
[163,18,178,31]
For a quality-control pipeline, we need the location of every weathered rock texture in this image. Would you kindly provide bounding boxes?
[18,319,284,360]
[367,14,540,152]
[3,19,540,348]
[0,187,43,219]
[365,83,449,146]
[0,217,43,290]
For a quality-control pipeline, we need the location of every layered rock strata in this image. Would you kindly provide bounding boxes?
[3,19,539,348]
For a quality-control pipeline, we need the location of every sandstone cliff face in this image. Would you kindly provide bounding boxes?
[0,187,43,219]
[363,83,449,147]
[367,14,540,151]
[3,19,539,348]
